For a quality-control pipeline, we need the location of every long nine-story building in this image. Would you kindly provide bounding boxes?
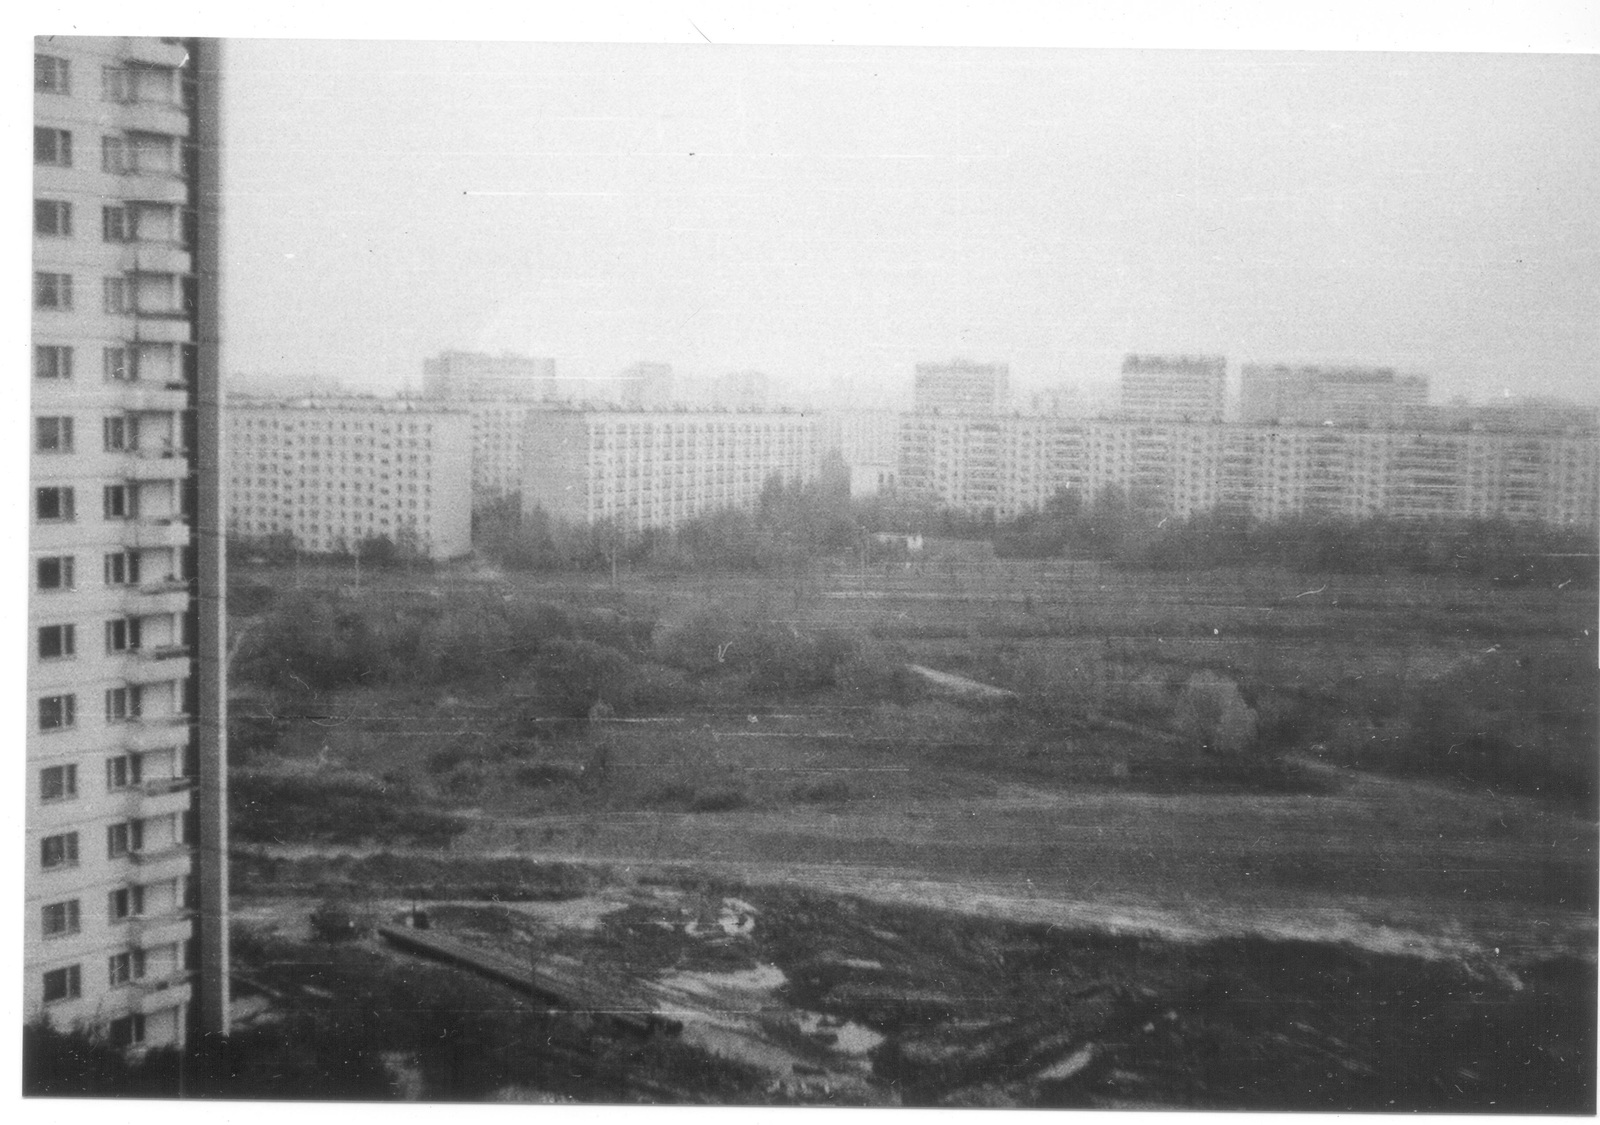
[30,36,228,1049]
[523,409,820,531]
[899,415,1600,526]
[226,395,475,559]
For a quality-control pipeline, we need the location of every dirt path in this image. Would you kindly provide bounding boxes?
[254,766,1595,973]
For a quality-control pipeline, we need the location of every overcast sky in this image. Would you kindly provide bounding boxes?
[221,40,1600,406]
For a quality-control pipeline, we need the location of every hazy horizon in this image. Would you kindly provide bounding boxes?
[222,42,1600,408]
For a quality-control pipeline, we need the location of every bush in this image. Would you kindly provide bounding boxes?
[527,638,638,718]
[1174,671,1259,756]
[231,771,467,847]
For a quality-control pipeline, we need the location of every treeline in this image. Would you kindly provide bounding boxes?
[991,488,1597,582]
[1323,652,1599,803]
[228,527,431,568]
[475,462,858,575]
[231,585,915,712]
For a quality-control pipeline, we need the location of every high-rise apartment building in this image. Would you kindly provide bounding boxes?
[421,350,560,400]
[226,395,475,559]
[1239,364,1428,427]
[523,409,819,531]
[30,36,227,1048]
[912,359,1010,415]
[1119,355,1227,423]
[616,362,676,410]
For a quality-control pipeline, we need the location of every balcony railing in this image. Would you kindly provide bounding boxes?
[143,776,195,797]
[129,843,193,866]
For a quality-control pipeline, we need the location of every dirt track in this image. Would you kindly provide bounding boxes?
[263,758,1595,976]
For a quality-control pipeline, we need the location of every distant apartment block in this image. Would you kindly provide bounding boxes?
[912,359,1010,415]
[417,398,558,503]
[1239,364,1428,426]
[30,35,228,1049]
[1119,355,1226,423]
[523,409,820,532]
[616,362,676,410]
[899,415,1089,520]
[226,395,474,558]
[896,416,1599,526]
[421,350,560,401]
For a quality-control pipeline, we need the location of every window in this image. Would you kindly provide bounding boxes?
[107,754,143,790]
[36,416,74,453]
[34,272,73,310]
[102,135,130,174]
[103,66,135,103]
[35,345,73,381]
[41,832,79,869]
[104,551,141,586]
[110,885,147,921]
[35,54,70,94]
[107,1014,146,1048]
[34,127,72,166]
[39,695,76,731]
[42,966,82,1003]
[37,556,75,591]
[108,949,146,987]
[106,820,143,859]
[104,416,132,451]
[40,764,78,801]
[37,487,75,522]
[103,484,135,520]
[105,686,141,723]
[103,204,133,242]
[103,276,131,315]
[106,618,141,653]
[104,346,135,382]
[35,199,72,236]
[42,900,81,937]
[38,624,76,659]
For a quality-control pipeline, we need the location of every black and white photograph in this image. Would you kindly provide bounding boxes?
[24,4,1599,1112]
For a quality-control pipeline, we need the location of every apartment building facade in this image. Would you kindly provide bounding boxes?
[1239,364,1428,427]
[912,359,1010,415]
[895,415,1600,526]
[226,396,474,559]
[30,36,228,1049]
[1119,354,1227,423]
[523,409,820,532]
[421,349,559,400]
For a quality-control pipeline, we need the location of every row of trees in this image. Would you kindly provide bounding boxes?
[474,460,858,576]
[987,488,1597,581]
[228,525,430,568]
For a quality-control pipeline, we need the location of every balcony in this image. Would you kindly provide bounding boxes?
[116,241,191,276]
[123,910,197,946]
[140,642,192,664]
[122,453,191,482]
[112,384,190,413]
[118,38,191,68]
[129,842,194,867]
[111,100,191,139]
[118,724,191,754]
[107,171,189,206]
[131,520,191,550]
[117,778,193,819]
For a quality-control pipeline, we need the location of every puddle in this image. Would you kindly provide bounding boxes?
[685,897,760,938]
[794,1010,884,1056]
[658,963,788,1003]
[502,896,632,932]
